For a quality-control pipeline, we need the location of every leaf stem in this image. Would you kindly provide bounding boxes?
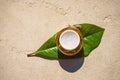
[27,53,35,57]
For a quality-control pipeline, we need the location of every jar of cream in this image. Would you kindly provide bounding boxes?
[56,26,84,56]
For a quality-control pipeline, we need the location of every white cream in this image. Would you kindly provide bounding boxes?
[59,30,80,50]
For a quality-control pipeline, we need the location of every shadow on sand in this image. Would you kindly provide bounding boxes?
[58,57,84,72]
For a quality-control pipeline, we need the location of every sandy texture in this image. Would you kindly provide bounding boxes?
[0,0,120,80]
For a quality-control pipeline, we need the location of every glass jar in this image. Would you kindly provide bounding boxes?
[56,26,84,56]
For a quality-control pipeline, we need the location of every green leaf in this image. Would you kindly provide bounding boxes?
[33,23,105,59]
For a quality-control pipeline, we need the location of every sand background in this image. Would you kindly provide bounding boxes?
[0,0,120,80]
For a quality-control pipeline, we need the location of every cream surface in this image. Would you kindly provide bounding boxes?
[59,30,80,50]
